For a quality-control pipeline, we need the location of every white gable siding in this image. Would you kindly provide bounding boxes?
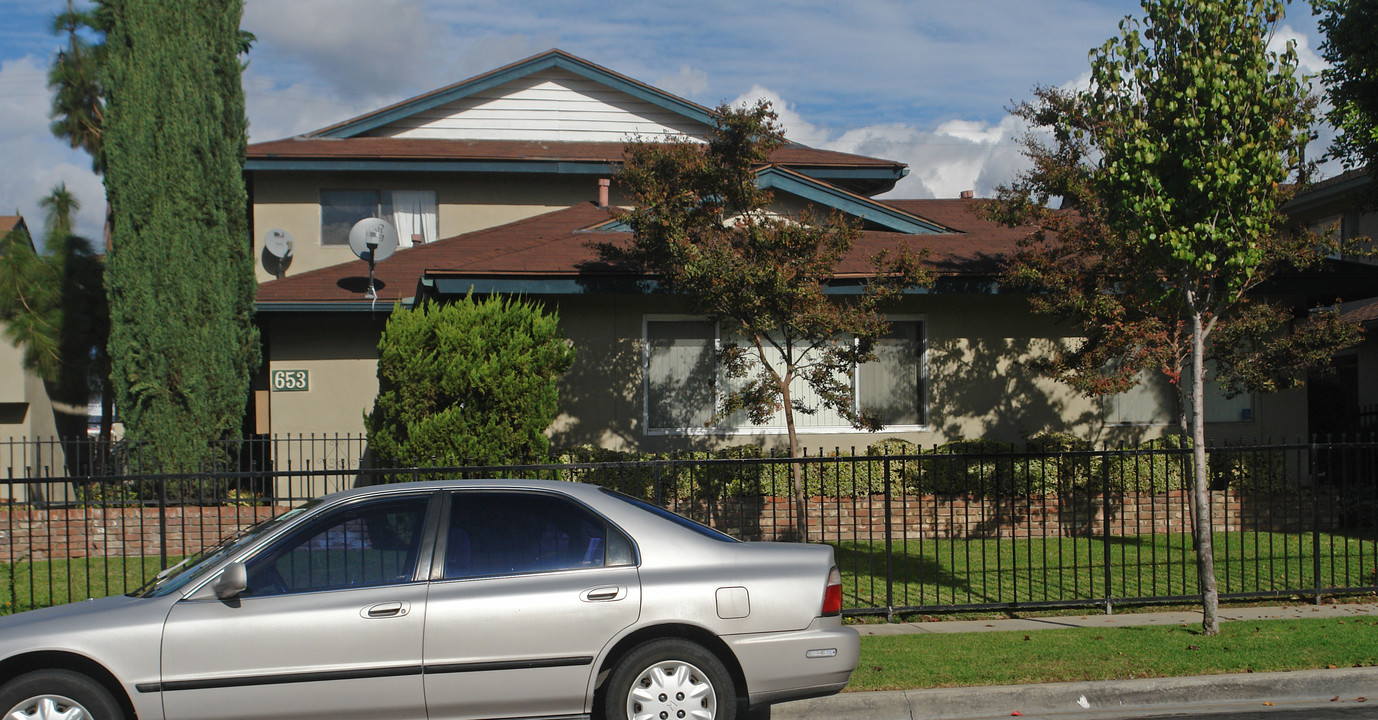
[365,68,711,142]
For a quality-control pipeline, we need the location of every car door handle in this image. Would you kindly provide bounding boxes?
[362,601,410,618]
[581,586,625,602]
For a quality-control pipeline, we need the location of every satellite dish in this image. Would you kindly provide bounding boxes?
[347,218,398,302]
[348,218,398,264]
[264,228,294,258]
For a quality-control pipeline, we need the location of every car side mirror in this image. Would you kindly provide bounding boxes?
[213,562,248,600]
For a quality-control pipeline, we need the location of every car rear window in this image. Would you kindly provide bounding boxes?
[601,489,740,543]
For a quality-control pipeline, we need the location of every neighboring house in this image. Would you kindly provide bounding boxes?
[1282,169,1378,437]
[244,49,1323,454]
[0,215,70,499]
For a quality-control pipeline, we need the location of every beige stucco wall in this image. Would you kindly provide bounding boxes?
[250,171,617,283]
[545,292,1309,453]
[261,293,1312,455]
[259,313,389,437]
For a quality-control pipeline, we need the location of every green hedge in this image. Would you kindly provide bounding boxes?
[552,434,1298,499]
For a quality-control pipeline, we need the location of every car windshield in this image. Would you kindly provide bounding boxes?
[130,501,318,598]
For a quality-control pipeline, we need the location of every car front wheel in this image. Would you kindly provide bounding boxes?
[0,670,124,720]
[605,639,735,720]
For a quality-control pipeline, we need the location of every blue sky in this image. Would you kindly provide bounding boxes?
[0,0,1336,245]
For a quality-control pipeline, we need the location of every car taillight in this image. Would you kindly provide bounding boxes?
[821,567,842,616]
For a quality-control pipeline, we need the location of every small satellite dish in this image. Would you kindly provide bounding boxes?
[264,228,294,258]
[348,218,398,264]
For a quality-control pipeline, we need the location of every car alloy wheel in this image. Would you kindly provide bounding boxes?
[6,693,94,720]
[0,671,123,720]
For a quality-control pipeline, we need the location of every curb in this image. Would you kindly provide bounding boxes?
[772,667,1378,720]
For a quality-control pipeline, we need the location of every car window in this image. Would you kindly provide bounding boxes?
[600,488,741,543]
[444,491,634,580]
[244,496,430,596]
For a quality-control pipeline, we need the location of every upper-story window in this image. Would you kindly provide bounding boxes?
[320,189,438,248]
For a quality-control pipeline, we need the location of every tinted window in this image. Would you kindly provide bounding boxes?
[601,489,740,543]
[444,492,633,580]
[245,496,430,596]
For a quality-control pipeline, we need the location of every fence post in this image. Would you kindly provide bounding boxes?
[1310,437,1323,605]
[1102,453,1113,615]
[884,455,894,623]
[157,476,168,569]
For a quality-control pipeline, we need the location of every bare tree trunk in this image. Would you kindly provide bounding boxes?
[1190,310,1220,635]
[783,399,808,543]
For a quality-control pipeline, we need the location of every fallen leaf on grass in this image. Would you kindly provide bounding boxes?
[1187,645,1200,651]
[1329,664,1338,669]
[1023,635,1030,642]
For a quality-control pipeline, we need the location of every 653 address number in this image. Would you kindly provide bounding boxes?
[271,369,309,392]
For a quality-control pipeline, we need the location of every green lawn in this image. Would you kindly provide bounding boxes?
[1,556,179,615]
[5,530,1376,617]
[835,531,1378,611]
[850,615,1378,691]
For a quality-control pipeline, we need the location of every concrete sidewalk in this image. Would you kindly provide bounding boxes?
[772,603,1378,720]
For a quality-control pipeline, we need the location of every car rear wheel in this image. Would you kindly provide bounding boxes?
[606,639,735,720]
[0,670,124,720]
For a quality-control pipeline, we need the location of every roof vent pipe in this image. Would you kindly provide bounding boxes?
[598,178,611,208]
[960,190,974,199]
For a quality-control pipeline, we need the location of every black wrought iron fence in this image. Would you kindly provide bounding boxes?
[2,436,1375,618]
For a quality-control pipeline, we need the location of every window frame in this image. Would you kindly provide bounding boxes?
[641,313,929,436]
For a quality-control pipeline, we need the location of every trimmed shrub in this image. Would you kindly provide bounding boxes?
[367,294,576,468]
[1022,432,1095,495]
[920,440,1023,496]
[1104,435,1191,493]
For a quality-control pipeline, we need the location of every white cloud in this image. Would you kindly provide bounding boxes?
[242,0,443,98]
[656,65,710,99]
[0,56,105,248]
[730,85,1030,200]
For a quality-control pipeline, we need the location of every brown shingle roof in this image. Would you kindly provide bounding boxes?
[0,216,23,235]
[256,199,1030,307]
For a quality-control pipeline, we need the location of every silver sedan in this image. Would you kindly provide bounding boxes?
[0,479,858,720]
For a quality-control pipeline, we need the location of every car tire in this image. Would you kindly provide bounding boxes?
[0,669,125,720]
[605,638,735,720]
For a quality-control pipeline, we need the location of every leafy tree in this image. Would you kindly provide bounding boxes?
[48,0,108,176]
[986,0,1361,634]
[597,101,927,542]
[366,294,576,467]
[1314,0,1378,192]
[102,0,260,472]
[0,186,109,441]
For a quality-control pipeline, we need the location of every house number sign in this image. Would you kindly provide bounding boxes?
[271,369,309,392]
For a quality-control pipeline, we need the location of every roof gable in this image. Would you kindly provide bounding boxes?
[315,49,717,142]
[593,165,954,235]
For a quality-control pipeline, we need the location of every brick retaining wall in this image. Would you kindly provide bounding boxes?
[0,506,282,561]
[0,490,1343,561]
[673,490,1338,542]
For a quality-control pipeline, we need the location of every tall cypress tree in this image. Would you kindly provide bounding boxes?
[102,0,259,472]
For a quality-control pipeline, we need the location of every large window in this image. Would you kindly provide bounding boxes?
[643,316,926,434]
[320,189,437,247]
[1104,366,1254,425]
